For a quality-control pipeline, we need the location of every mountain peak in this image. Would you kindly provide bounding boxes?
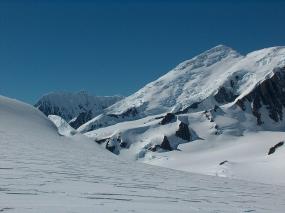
[201,44,241,58]
[175,44,241,71]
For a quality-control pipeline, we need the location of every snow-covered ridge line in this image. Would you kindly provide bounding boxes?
[79,45,285,133]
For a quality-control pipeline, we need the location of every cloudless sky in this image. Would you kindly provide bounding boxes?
[1,0,285,103]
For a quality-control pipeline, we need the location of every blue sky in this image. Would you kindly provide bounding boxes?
[0,0,285,103]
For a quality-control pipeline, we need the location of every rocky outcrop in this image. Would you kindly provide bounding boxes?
[268,141,284,155]
[69,111,93,129]
[105,138,120,155]
[160,113,176,125]
[148,136,173,152]
[219,160,228,165]
[214,86,238,104]
[236,67,285,125]
[175,122,191,141]
[160,136,173,151]
[109,107,138,119]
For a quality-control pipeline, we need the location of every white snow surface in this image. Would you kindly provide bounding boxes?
[48,114,77,136]
[79,45,285,132]
[1,96,285,212]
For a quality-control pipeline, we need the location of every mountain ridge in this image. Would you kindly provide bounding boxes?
[35,91,123,128]
[78,45,285,133]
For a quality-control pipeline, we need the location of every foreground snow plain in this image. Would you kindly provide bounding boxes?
[1,95,285,212]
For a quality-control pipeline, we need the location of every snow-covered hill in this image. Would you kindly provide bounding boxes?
[3,95,285,212]
[78,45,285,133]
[35,91,123,129]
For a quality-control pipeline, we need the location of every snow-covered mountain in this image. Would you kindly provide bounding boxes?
[78,45,285,185]
[35,91,123,128]
[3,95,284,212]
[78,45,285,133]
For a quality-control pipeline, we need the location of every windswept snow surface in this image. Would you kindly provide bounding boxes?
[1,95,285,212]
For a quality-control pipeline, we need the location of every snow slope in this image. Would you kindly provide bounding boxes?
[145,131,285,185]
[48,114,77,136]
[79,45,285,133]
[85,102,285,185]
[1,96,285,212]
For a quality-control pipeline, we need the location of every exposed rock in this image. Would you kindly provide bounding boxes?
[160,113,176,125]
[108,107,138,119]
[105,138,120,155]
[121,107,138,118]
[175,102,201,115]
[148,136,173,152]
[219,160,228,165]
[95,138,109,144]
[148,145,160,152]
[268,141,284,155]
[236,67,285,125]
[211,105,224,114]
[120,141,129,148]
[160,136,173,151]
[175,122,191,141]
[235,99,246,111]
[69,111,93,129]
[214,86,238,104]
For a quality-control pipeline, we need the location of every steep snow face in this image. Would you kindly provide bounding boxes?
[35,91,123,127]
[1,95,285,212]
[48,115,77,136]
[79,45,285,133]
[110,45,242,114]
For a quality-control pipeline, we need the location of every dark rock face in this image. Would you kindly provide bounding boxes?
[121,107,138,118]
[214,86,238,104]
[95,137,109,144]
[175,122,191,141]
[108,107,138,119]
[148,136,173,152]
[106,141,116,153]
[148,145,159,152]
[160,136,173,151]
[160,113,176,125]
[212,105,223,113]
[175,102,202,115]
[268,141,284,155]
[69,111,93,129]
[119,141,129,148]
[105,138,120,155]
[236,67,285,125]
[37,103,68,119]
[219,160,228,165]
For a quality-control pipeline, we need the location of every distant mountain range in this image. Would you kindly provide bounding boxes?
[35,91,123,128]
